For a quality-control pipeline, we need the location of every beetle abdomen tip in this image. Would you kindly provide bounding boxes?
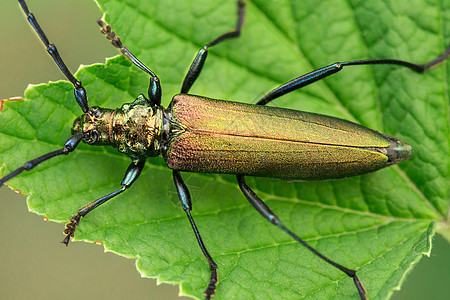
[382,134,413,165]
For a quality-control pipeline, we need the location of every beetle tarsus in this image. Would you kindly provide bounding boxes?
[345,268,367,300]
[98,19,123,49]
[62,214,81,246]
[203,267,218,299]
[422,46,450,71]
[353,274,368,300]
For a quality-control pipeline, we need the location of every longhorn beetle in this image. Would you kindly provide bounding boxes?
[1,0,448,299]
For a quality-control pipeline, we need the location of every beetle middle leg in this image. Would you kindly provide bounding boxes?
[168,2,245,299]
[180,0,245,94]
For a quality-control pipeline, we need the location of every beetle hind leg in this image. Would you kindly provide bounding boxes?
[236,175,367,300]
[256,47,450,106]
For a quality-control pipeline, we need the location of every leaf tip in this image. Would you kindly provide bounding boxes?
[0,97,24,112]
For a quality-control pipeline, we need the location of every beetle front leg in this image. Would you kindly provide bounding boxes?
[62,160,145,245]
[236,175,367,300]
[173,171,218,299]
[0,134,82,187]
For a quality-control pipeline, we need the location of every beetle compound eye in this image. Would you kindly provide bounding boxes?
[85,129,100,145]
[94,110,102,118]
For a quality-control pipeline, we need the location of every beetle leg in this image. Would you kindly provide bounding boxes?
[236,174,367,300]
[18,0,89,112]
[180,1,246,94]
[173,171,218,300]
[97,20,162,106]
[0,134,83,187]
[257,47,450,106]
[62,160,145,245]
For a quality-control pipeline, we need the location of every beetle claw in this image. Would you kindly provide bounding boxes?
[62,214,81,246]
[203,268,217,299]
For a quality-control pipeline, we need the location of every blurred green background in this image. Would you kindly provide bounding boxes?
[0,1,448,300]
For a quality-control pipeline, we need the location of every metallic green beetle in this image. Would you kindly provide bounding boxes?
[1,1,448,299]
[80,93,412,180]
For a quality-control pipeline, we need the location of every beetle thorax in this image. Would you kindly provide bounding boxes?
[72,95,164,163]
[112,100,163,161]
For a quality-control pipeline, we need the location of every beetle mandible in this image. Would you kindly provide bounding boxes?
[1,0,449,299]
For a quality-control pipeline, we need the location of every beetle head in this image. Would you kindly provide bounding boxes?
[72,106,115,146]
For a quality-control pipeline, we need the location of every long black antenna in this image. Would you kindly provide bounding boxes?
[18,0,89,112]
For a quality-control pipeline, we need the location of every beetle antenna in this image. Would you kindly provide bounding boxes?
[97,19,162,106]
[0,134,83,187]
[18,0,89,112]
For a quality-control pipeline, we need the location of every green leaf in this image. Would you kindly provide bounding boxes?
[0,0,448,299]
